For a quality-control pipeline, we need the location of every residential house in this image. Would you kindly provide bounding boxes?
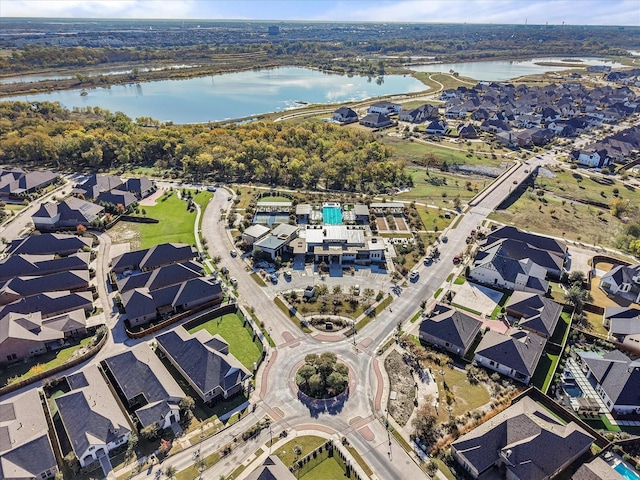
[116,261,204,294]
[103,343,185,429]
[31,196,104,231]
[419,303,483,356]
[0,169,58,200]
[55,365,132,468]
[602,306,640,346]
[331,107,358,125]
[0,309,88,364]
[572,149,611,168]
[8,232,92,257]
[458,122,478,139]
[495,131,519,148]
[367,101,401,115]
[505,292,562,339]
[0,291,93,320]
[0,389,58,480]
[122,277,222,327]
[398,104,439,123]
[599,263,640,303]
[573,457,625,480]
[452,396,594,480]
[95,189,138,209]
[425,119,448,135]
[110,243,196,274]
[0,270,90,305]
[474,329,546,384]
[156,328,251,403]
[124,177,154,199]
[72,174,124,200]
[245,455,296,480]
[577,349,640,414]
[0,252,90,283]
[359,113,392,128]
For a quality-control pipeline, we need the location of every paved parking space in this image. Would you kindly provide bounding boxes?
[450,281,504,317]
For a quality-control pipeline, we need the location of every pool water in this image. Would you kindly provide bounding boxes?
[563,382,584,398]
[615,462,640,480]
[322,206,343,225]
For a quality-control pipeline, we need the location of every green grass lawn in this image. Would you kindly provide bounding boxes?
[531,352,559,393]
[417,206,454,232]
[429,364,490,421]
[275,436,326,467]
[1,337,93,387]
[258,195,291,203]
[549,312,571,345]
[399,166,481,207]
[125,190,212,249]
[300,457,346,480]
[187,313,262,370]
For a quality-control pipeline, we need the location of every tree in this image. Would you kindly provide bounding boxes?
[412,395,438,445]
[326,371,348,395]
[126,433,138,457]
[564,285,592,313]
[179,396,195,413]
[567,270,586,287]
[164,465,177,479]
[140,423,160,441]
[296,364,316,384]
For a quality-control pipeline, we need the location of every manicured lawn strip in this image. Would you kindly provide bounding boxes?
[258,195,291,203]
[490,293,511,319]
[274,296,312,333]
[530,352,559,393]
[549,312,571,345]
[187,313,262,370]
[174,452,220,480]
[246,309,276,348]
[434,288,443,299]
[1,337,93,387]
[434,458,456,480]
[251,272,267,286]
[274,436,326,467]
[410,311,422,323]
[450,303,482,316]
[453,276,466,285]
[344,445,373,477]
[299,457,345,480]
[428,364,490,421]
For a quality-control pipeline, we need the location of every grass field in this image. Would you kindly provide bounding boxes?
[489,189,621,248]
[428,364,490,421]
[187,312,262,370]
[531,352,559,393]
[417,205,455,232]
[275,436,326,466]
[398,166,483,207]
[258,195,291,203]
[300,457,345,480]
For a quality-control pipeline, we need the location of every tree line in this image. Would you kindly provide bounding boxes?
[0,101,410,193]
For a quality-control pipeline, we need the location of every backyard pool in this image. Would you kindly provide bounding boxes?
[322,204,343,225]
[615,462,640,480]
[562,382,584,398]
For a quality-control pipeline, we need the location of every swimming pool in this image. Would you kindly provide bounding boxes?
[562,382,584,398]
[615,462,640,480]
[322,206,343,225]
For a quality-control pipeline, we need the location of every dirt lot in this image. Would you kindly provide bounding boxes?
[107,221,141,250]
[394,214,409,231]
[375,214,388,231]
[385,349,416,427]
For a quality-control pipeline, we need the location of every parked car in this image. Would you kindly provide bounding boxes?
[230,277,238,286]
[409,271,419,281]
[230,249,238,257]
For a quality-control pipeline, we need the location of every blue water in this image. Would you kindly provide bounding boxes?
[563,382,583,398]
[615,462,640,480]
[410,57,624,81]
[1,66,427,124]
[322,207,343,225]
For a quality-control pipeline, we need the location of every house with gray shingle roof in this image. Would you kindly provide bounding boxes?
[359,112,392,129]
[0,252,90,283]
[599,264,640,304]
[0,389,58,480]
[0,290,93,320]
[124,177,154,199]
[32,196,104,231]
[452,396,594,480]
[103,343,185,429]
[110,243,196,274]
[0,270,90,305]
[8,233,92,257]
[506,292,562,339]
[577,349,640,414]
[332,107,358,125]
[55,365,132,467]
[245,455,295,480]
[474,329,546,384]
[116,261,203,293]
[419,304,483,356]
[156,328,251,403]
[602,306,640,344]
[0,169,58,200]
[573,457,625,480]
[72,174,124,200]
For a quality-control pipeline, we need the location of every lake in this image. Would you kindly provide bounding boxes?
[0,67,427,124]
[410,57,625,81]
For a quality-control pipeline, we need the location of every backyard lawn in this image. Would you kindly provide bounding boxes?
[187,312,262,370]
[531,352,559,393]
[300,457,346,480]
[0,337,93,387]
[428,363,490,421]
[549,312,571,345]
[275,436,326,466]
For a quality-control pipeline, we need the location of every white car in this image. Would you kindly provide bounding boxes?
[409,271,419,281]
